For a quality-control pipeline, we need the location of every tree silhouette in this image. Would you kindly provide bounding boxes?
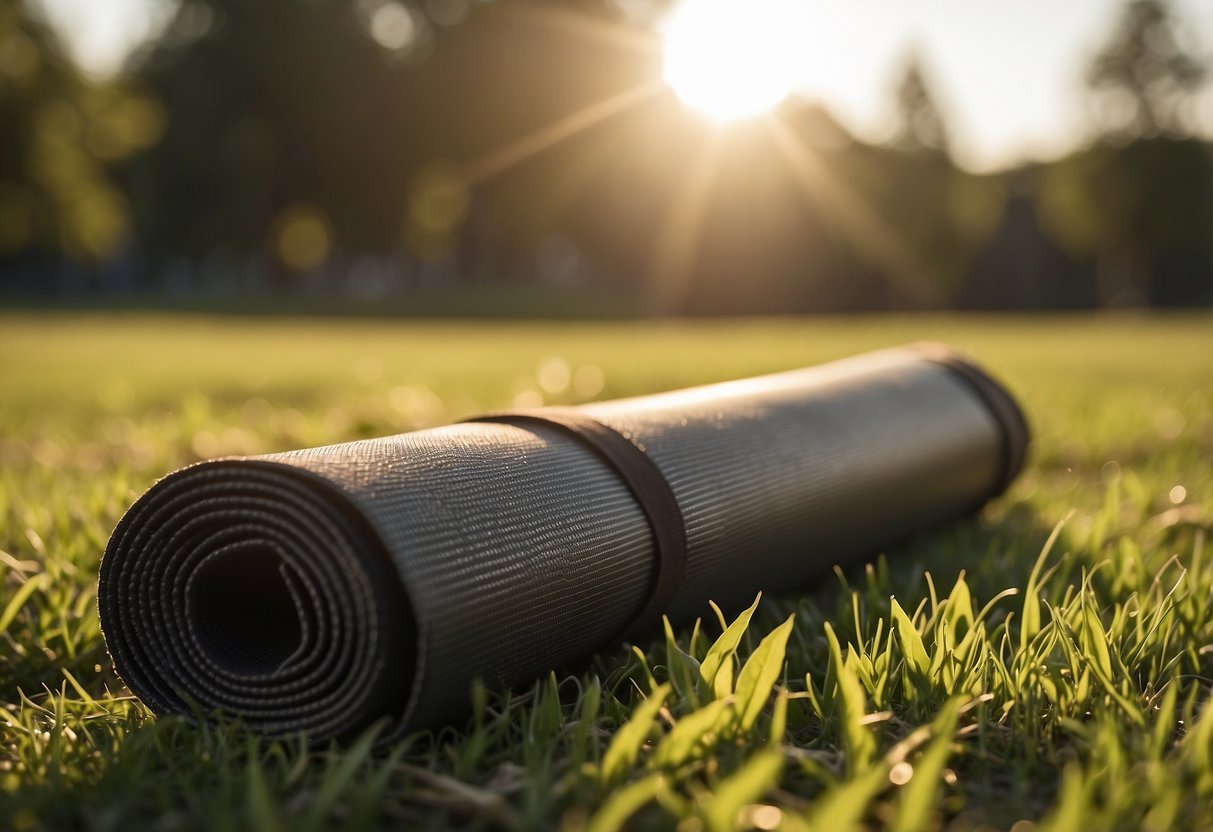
[0,0,160,269]
[1087,0,1206,137]
[891,54,949,153]
[1036,0,1213,308]
[120,0,670,282]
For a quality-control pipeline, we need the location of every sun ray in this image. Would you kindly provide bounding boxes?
[647,130,725,314]
[765,115,944,307]
[462,81,666,185]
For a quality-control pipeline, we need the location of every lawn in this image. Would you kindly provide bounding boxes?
[1,311,1211,831]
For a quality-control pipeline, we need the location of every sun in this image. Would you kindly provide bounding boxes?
[662,0,805,122]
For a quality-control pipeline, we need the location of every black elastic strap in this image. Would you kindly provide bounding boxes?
[468,409,686,641]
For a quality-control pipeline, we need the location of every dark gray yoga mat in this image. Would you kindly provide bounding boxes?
[98,343,1028,740]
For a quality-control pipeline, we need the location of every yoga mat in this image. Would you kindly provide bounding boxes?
[98,343,1028,740]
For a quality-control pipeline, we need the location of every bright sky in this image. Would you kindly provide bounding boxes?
[34,0,1213,172]
[785,0,1213,170]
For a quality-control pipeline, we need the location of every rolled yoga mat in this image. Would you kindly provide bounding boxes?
[98,343,1028,741]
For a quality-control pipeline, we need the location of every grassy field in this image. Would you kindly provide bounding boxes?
[1,312,1211,831]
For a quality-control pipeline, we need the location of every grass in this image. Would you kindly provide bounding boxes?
[1,311,1211,831]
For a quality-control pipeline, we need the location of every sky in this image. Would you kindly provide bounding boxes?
[785,0,1213,169]
[33,0,1213,172]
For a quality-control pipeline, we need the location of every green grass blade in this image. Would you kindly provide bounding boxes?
[1022,512,1072,653]
[245,743,287,832]
[734,614,795,732]
[586,773,667,832]
[802,765,889,832]
[699,594,761,698]
[890,597,930,690]
[664,617,702,705]
[600,683,670,785]
[825,621,877,773]
[699,749,783,832]
[0,573,49,634]
[652,698,733,769]
[891,698,961,832]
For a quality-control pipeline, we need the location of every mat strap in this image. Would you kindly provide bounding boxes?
[468,409,686,641]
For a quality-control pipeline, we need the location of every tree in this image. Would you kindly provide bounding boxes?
[0,0,161,271]
[1035,0,1213,308]
[1039,138,1212,306]
[1087,0,1206,137]
[851,54,981,308]
[119,0,671,282]
[890,54,949,154]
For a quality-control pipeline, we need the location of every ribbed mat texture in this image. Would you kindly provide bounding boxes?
[98,344,1028,740]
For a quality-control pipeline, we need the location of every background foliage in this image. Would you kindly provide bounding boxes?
[1,0,1211,312]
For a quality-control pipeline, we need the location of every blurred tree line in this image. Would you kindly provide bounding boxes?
[1,0,1210,312]
[0,0,163,274]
